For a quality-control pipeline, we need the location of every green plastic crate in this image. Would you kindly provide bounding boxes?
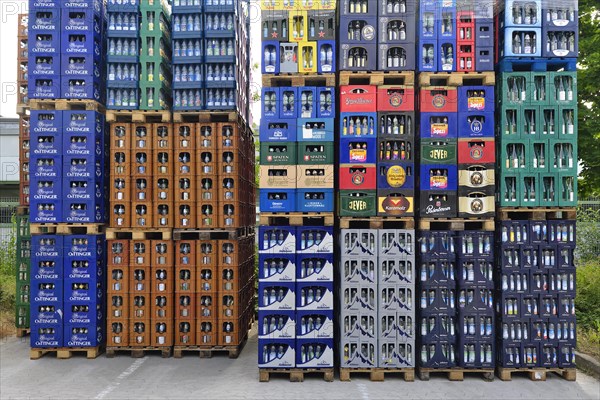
[15,302,29,329]
[16,237,30,259]
[498,138,530,173]
[549,140,577,174]
[559,174,578,207]
[16,257,29,285]
[558,106,577,139]
[529,72,551,105]
[139,84,172,110]
[259,142,297,165]
[498,72,530,105]
[540,173,559,207]
[338,190,376,217]
[139,35,172,60]
[498,172,520,207]
[297,142,334,165]
[15,214,29,238]
[420,139,457,164]
[16,282,30,304]
[520,105,540,138]
[498,105,523,139]
[529,139,549,173]
[550,71,577,106]
[539,106,559,138]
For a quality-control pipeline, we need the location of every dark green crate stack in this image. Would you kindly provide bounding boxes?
[15,214,31,332]
[139,1,172,110]
[497,71,577,207]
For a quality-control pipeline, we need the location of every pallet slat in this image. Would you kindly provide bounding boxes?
[105,110,171,123]
[259,212,334,227]
[418,368,494,381]
[496,367,576,382]
[339,71,415,86]
[30,346,102,360]
[29,99,105,112]
[30,223,106,235]
[105,228,173,240]
[262,74,336,88]
[339,217,415,230]
[105,346,172,358]
[418,218,495,231]
[418,72,495,87]
[340,368,415,382]
[172,226,255,241]
[259,368,334,382]
[496,207,577,221]
[173,111,245,124]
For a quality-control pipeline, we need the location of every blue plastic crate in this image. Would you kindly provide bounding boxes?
[437,6,456,41]
[62,30,102,55]
[541,26,578,58]
[261,87,279,118]
[296,253,334,282]
[338,42,377,71]
[258,253,296,282]
[438,41,456,72]
[31,323,63,348]
[475,18,494,47]
[30,199,62,223]
[106,12,139,38]
[29,31,60,55]
[296,189,334,212]
[64,278,103,303]
[29,0,59,9]
[63,197,107,223]
[296,338,334,368]
[296,281,334,311]
[418,340,457,368]
[259,226,297,254]
[377,162,414,190]
[28,76,60,99]
[279,87,299,119]
[340,137,377,164]
[63,154,104,180]
[499,27,542,58]
[31,178,61,205]
[64,323,104,347]
[29,8,60,32]
[64,302,103,325]
[61,75,103,101]
[262,41,280,74]
[475,46,494,71]
[457,111,494,138]
[260,189,296,212]
[339,112,377,137]
[258,282,296,311]
[62,8,103,33]
[258,310,296,339]
[30,301,64,325]
[31,278,63,303]
[296,226,334,254]
[258,339,296,368]
[317,87,335,118]
[296,310,334,339]
[31,128,61,156]
[318,40,336,73]
[458,86,495,113]
[260,118,296,142]
[62,53,102,78]
[418,0,438,39]
[31,154,61,179]
[420,164,458,190]
[419,112,458,139]
[418,39,438,72]
[29,54,61,76]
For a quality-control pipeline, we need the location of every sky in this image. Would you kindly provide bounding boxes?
[0,0,262,121]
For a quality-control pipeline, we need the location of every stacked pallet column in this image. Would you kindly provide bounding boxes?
[494,0,578,381]
[15,13,31,338]
[415,0,497,380]
[27,0,108,359]
[258,0,337,381]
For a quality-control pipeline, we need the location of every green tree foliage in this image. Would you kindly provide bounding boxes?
[578,0,600,196]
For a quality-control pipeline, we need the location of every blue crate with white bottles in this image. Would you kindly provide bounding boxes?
[173,89,204,111]
[172,39,204,64]
[204,63,236,88]
[204,13,236,39]
[106,11,139,38]
[172,64,204,89]
[205,88,236,110]
[172,13,204,39]
[497,0,542,29]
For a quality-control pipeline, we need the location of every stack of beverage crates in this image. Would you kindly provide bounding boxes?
[338,0,416,71]
[336,83,416,217]
[417,0,494,72]
[106,0,173,110]
[259,85,335,214]
[261,0,336,74]
[495,220,576,369]
[257,226,335,369]
[172,0,250,114]
[15,14,31,336]
[339,230,416,368]
[418,83,496,218]
[170,236,255,349]
[25,0,109,355]
[494,0,579,372]
[417,231,495,368]
[28,0,105,102]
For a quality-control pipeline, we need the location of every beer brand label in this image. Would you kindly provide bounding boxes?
[470,119,483,134]
[468,97,485,111]
[430,175,448,189]
[388,93,404,108]
[432,94,446,109]
[386,165,407,188]
[470,145,483,160]
[348,199,368,211]
[431,122,449,137]
[349,148,367,162]
[351,170,365,186]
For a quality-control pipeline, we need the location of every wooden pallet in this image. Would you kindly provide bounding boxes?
[175,333,248,359]
[418,71,495,87]
[259,368,335,382]
[418,218,495,231]
[339,217,415,230]
[173,110,244,124]
[340,368,415,382]
[496,367,576,382]
[106,110,171,123]
[173,226,254,241]
[418,368,494,381]
[16,103,29,115]
[262,73,336,88]
[105,228,172,240]
[30,346,102,360]
[105,346,172,358]
[30,223,106,235]
[496,207,577,221]
[16,328,30,338]
[29,99,105,112]
[259,212,334,227]
[339,71,415,86]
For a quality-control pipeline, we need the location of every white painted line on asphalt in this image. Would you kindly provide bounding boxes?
[356,382,370,400]
[94,358,147,399]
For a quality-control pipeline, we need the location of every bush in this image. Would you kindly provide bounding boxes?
[576,259,600,331]
[576,206,600,262]
[0,225,17,312]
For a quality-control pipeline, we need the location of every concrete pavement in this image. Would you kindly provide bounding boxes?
[1,326,599,400]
